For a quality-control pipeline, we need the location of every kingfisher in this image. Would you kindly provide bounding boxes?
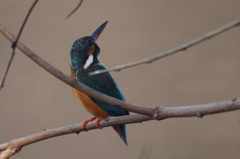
[70,21,129,146]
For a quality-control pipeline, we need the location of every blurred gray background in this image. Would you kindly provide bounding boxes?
[1,0,240,159]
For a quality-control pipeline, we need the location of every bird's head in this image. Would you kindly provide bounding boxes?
[70,21,108,71]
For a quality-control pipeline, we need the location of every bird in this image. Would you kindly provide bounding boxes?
[69,21,129,146]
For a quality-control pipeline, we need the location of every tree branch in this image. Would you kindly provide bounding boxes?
[89,18,240,76]
[0,24,153,117]
[0,98,240,158]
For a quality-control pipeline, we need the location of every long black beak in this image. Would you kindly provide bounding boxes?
[91,21,108,42]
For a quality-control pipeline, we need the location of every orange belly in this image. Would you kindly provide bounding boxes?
[70,71,110,118]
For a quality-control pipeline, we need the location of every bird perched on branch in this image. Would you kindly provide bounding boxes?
[70,21,129,145]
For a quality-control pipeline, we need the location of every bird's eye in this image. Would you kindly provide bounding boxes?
[89,38,95,45]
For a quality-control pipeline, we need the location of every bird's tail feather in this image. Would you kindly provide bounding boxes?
[112,124,128,146]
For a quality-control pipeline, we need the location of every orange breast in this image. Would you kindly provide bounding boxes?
[70,71,110,118]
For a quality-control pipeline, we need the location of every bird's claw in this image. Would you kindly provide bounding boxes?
[81,117,103,130]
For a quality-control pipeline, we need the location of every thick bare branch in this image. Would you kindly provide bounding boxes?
[89,18,240,75]
[1,98,240,158]
[0,24,153,117]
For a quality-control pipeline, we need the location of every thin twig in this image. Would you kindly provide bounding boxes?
[0,0,39,90]
[0,98,240,158]
[89,18,240,76]
[65,0,84,19]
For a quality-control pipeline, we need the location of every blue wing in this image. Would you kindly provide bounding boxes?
[76,63,129,116]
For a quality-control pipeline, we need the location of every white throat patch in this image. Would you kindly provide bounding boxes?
[83,55,93,69]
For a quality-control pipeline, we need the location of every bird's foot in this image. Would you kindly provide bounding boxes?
[81,117,103,130]
[81,117,96,130]
[95,118,103,128]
